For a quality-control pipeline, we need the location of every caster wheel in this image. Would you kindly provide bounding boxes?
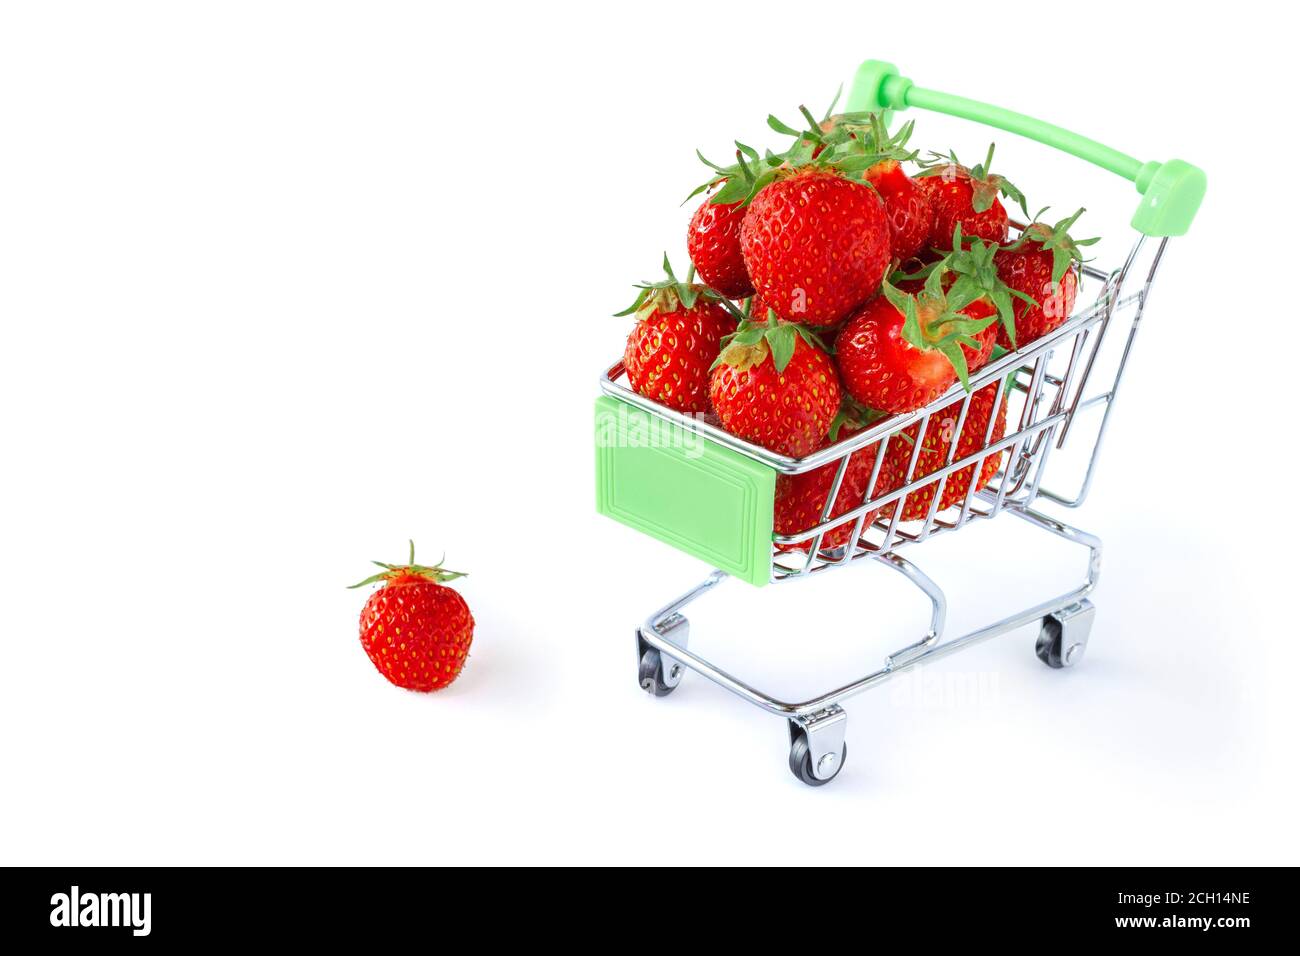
[788,732,847,787]
[638,648,680,697]
[1035,617,1066,668]
[1036,599,1095,669]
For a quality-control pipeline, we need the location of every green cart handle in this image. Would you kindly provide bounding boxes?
[846,60,1205,238]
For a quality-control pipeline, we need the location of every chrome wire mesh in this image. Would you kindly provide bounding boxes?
[599,232,1168,585]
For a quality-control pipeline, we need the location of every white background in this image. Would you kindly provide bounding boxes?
[2,1,1295,865]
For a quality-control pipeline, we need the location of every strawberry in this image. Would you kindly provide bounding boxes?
[349,541,474,692]
[866,158,935,261]
[915,145,1027,250]
[687,189,754,299]
[881,381,1008,521]
[834,271,999,414]
[994,208,1097,349]
[691,107,894,327]
[800,112,934,261]
[616,256,736,414]
[959,301,998,372]
[709,312,841,457]
[740,166,890,326]
[908,224,1038,349]
[774,402,894,551]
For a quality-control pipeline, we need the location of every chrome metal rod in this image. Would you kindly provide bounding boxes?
[1056,235,1146,448]
[601,298,1107,476]
[641,504,1101,719]
[879,553,947,668]
[1042,237,1170,508]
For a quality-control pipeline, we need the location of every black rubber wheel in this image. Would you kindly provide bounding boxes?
[1036,616,1065,668]
[788,732,847,787]
[638,648,677,697]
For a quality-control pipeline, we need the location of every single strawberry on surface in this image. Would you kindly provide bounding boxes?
[616,256,736,414]
[880,381,1009,521]
[349,541,474,692]
[994,208,1096,349]
[834,271,999,415]
[709,312,841,457]
[686,187,754,299]
[915,144,1028,250]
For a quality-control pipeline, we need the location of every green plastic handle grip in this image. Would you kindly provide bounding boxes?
[845,60,1205,238]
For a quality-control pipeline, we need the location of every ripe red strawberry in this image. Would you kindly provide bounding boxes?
[881,381,1008,521]
[774,402,895,551]
[994,208,1096,349]
[926,224,1034,349]
[800,112,933,261]
[617,256,736,413]
[740,167,890,326]
[835,272,999,414]
[687,189,754,299]
[915,145,1027,250]
[350,542,474,692]
[866,159,935,261]
[709,313,841,457]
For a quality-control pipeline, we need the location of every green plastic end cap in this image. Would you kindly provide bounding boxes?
[1131,158,1206,237]
[845,60,911,113]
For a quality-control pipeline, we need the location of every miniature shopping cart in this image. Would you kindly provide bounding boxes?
[595,60,1205,785]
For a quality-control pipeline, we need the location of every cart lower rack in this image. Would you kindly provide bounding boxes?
[595,60,1203,785]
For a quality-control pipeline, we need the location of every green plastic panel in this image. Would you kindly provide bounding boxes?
[595,396,775,587]
[845,59,1205,237]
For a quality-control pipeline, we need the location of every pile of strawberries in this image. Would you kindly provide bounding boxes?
[617,103,1096,549]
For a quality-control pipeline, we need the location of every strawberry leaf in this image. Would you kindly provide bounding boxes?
[348,542,466,589]
[766,323,797,374]
[821,85,844,123]
[794,325,826,352]
[615,255,718,319]
[613,287,651,318]
[1000,178,1030,219]
[990,285,1017,348]
[900,295,924,351]
[767,114,804,137]
[937,340,972,391]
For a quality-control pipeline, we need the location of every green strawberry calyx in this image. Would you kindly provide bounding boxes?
[897,224,1040,348]
[614,254,720,322]
[1001,207,1100,285]
[711,310,823,375]
[802,109,920,170]
[916,143,1030,219]
[347,540,467,590]
[687,143,786,208]
[882,270,998,391]
[687,96,915,208]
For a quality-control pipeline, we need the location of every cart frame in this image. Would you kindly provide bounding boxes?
[597,60,1202,785]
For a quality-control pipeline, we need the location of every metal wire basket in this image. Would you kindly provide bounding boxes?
[595,59,1203,785]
